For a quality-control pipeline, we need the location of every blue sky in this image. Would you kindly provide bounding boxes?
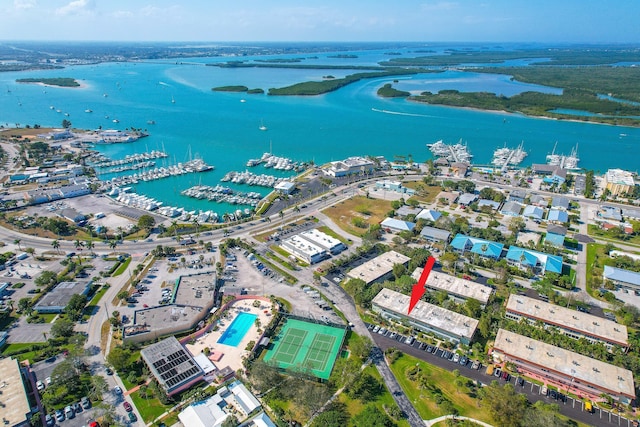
[1,0,638,43]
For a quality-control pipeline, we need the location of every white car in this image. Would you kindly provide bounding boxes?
[114,386,123,394]
[36,380,45,391]
[45,376,52,385]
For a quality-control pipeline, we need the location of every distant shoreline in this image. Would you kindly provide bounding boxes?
[16,77,87,89]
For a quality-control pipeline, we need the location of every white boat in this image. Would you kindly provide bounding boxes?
[171,95,175,104]
[85,109,92,113]
[112,119,119,123]
[240,99,246,103]
[259,120,267,131]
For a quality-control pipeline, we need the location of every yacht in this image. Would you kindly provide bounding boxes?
[259,120,267,131]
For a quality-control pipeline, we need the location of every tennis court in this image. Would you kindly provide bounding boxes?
[263,318,346,380]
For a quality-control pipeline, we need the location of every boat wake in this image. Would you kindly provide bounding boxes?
[371,107,435,118]
[158,81,172,87]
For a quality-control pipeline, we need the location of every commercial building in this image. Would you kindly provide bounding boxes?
[492,329,635,404]
[347,251,410,285]
[324,156,374,177]
[280,235,328,264]
[34,281,91,313]
[505,246,563,275]
[0,357,31,427]
[375,180,415,195]
[604,169,635,196]
[372,288,478,344]
[450,234,504,259]
[141,336,204,396]
[604,266,640,291]
[298,229,346,255]
[274,181,295,195]
[505,294,628,351]
[411,269,493,307]
[124,273,216,343]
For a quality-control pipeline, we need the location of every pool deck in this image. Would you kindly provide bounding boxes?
[185,298,273,373]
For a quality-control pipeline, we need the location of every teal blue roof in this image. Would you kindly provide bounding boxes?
[450,234,504,258]
[505,246,563,274]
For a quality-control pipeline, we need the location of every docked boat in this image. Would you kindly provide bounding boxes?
[546,142,580,170]
[427,139,473,163]
[492,141,528,169]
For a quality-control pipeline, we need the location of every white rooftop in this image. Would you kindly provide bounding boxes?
[411,268,492,305]
[0,358,30,427]
[506,294,628,346]
[281,235,326,257]
[494,329,635,398]
[605,169,635,186]
[299,229,343,251]
[372,288,478,341]
[347,251,410,284]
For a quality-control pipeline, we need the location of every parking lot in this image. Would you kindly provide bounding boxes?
[366,323,636,427]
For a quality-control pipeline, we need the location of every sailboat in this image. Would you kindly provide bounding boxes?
[171,95,175,104]
[259,120,267,131]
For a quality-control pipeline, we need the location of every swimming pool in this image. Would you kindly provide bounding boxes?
[217,312,257,347]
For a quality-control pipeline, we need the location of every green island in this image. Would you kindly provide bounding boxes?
[268,69,436,96]
[328,54,358,58]
[211,85,265,94]
[402,65,640,126]
[377,83,410,98]
[379,47,640,66]
[16,77,80,87]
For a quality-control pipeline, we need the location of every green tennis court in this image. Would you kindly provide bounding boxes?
[263,318,346,380]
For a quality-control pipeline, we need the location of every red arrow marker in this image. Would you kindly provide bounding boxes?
[408,256,435,315]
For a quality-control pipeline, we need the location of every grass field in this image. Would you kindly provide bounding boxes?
[402,182,441,204]
[389,353,493,423]
[322,196,391,237]
[264,318,346,380]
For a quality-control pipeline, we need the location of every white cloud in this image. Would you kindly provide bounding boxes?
[420,1,459,12]
[55,0,95,17]
[13,0,36,10]
[111,10,134,19]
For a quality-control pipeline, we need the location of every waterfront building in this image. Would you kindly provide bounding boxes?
[34,281,91,313]
[419,226,450,243]
[492,329,635,404]
[324,156,374,177]
[297,229,346,255]
[574,175,586,195]
[551,196,570,211]
[522,205,544,221]
[346,251,410,285]
[415,208,441,222]
[372,288,478,345]
[505,294,628,351]
[604,266,640,291]
[141,336,204,396]
[505,246,563,275]
[545,225,567,247]
[450,234,504,259]
[124,273,215,343]
[532,164,567,185]
[500,201,522,216]
[547,208,569,224]
[0,357,31,427]
[280,235,328,264]
[380,217,415,233]
[604,169,636,196]
[411,268,493,307]
[274,181,295,195]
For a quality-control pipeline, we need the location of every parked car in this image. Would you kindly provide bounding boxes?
[459,356,468,366]
[128,412,138,422]
[471,360,480,370]
[105,367,113,375]
[45,414,54,427]
[541,385,548,396]
[45,376,51,385]
[494,368,502,378]
[425,345,433,353]
[516,377,525,386]
[452,354,460,363]
[55,410,65,422]
[372,325,380,333]
[123,401,133,412]
[81,396,91,409]
[36,380,45,391]
[114,386,123,394]
[501,371,510,381]
[64,405,75,419]
[549,390,558,399]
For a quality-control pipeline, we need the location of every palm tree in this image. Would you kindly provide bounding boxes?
[51,240,60,254]
[85,240,95,256]
[109,240,118,253]
[13,239,21,251]
[171,220,178,240]
[192,218,200,238]
[116,226,124,242]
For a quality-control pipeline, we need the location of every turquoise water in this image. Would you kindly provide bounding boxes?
[217,312,257,347]
[1,46,639,216]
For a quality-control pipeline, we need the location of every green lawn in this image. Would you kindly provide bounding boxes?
[316,225,352,245]
[338,364,410,427]
[129,390,171,423]
[389,353,494,423]
[112,257,132,276]
[1,342,40,363]
[588,224,640,246]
